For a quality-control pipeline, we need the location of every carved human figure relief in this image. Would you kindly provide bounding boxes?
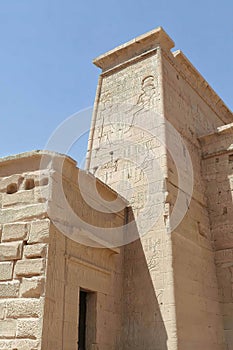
[127,75,157,123]
[95,92,114,148]
[136,75,156,110]
[96,91,131,148]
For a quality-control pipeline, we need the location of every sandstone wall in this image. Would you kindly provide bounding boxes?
[162,49,232,349]
[42,157,125,350]
[200,125,233,350]
[0,152,126,350]
[87,29,177,350]
[0,157,50,350]
[87,27,233,350]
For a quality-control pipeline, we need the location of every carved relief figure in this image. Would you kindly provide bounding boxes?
[136,75,156,111]
[127,75,157,123]
[95,92,114,148]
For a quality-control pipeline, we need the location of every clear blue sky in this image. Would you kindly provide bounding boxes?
[0,0,232,166]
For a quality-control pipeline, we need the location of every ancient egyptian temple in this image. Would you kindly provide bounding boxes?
[0,27,233,350]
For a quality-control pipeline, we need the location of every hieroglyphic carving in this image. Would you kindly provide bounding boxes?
[215,249,233,264]
[126,75,157,127]
[92,70,165,239]
[142,237,161,253]
[135,76,157,112]
[142,237,162,271]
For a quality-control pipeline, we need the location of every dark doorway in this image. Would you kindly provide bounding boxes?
[78,290,87,350]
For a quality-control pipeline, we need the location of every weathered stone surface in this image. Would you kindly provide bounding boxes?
[2,190,34,208]
[14,259,45,277]
[20,277,45,298]
[0,319,16,338]
[0,27,232,350]
[0,301,5,319]
[6,298,43,318]
[0,262,13,281]
[2,222,28,242]
[28,219,50,243]
[0,242,22,261]
[17,319,41,339]
[23,243,47,259]
[0,204,48,224]
[0,281,20,298]
[0,339,40,350]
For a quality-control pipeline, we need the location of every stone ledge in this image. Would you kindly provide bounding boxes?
[93,27,174,72]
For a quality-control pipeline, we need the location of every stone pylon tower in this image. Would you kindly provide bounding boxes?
[86,27,233,350]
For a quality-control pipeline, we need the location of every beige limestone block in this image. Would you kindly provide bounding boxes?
[0,301,5,319]
[2,190,34,208]
[14,258,45,277]
[0,174,21,192]
[16,319,41,339]
[0,242,22,261]
[0,339,40,350]
[28,219,50,243]
[0,319,16,338]
[2,222,28,242]
[20,277,45,298]
[0,261,14,281]
[0,281,20,298]
[0,203,48,224]
[23,243,47,258]
[6,298,43,318]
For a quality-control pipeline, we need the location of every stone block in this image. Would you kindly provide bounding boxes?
[0,204,48,225]
[0,319,16,338]
[28,219,50,243]
[23,243,47,258]
[2,222,28,242]
[14,258,45,277]
[0,242,22,261]
[0,301,5,319]
[0,261,13,281]
[0,281,20,298]
[17,319,41,339]
[0,339,40,350]
[20,277,45,298]
[6,298,43,318]
[0,174,20,192]
[2,190,34,208]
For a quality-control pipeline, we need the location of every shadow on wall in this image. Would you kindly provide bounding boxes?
[38,154,168,350]
[122,209,168,350]
[206,145,233,349]
[171,128,233,350]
